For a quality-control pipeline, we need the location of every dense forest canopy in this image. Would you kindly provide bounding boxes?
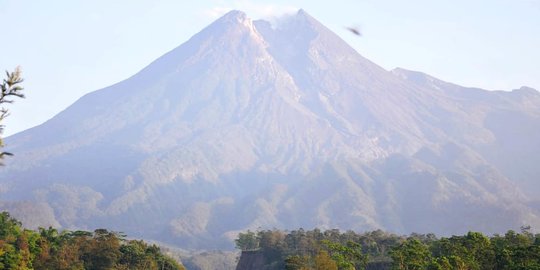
[236,228,540,270]
[0,211,184,270]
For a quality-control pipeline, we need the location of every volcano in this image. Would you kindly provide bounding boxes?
[2,10,540,249]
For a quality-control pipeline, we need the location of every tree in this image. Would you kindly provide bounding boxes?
[390,238,431,270]
[0,67,24,161]
[79,229,122,270]
[322,240,368,270]
[258,229,287,266]
[314,250,338,270]
[235,230,260,250]
[0,212,184,269]
[0,211,41,269]
[285,255,311,270]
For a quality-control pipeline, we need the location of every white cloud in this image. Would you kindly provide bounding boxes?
[202,6,233,19]
[202,1,298,20]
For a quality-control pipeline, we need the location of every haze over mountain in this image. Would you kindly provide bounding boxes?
[1,10,540,249]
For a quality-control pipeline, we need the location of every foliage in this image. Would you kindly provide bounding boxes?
[236,228,400,269]
[314,250,338,270]
[235,230,260,250]
[236,228,540,270]
[389,239,430,270]
[0,211,185,270]
[0,67,24,161]
[322,240,368,270]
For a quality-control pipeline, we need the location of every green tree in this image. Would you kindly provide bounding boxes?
[0,67,24,161]
[492,230,540,270]
[463,232,494,270]
[427,256,452,270]
[390,238,431,270]
[323,240,368,270]
[119,240,148,269]
[118,240,184,270]
[0,211,184,269]
[235,230,260,250]
[285,255,311,270]
[79,229,122,270]
[258,230,287,267]
[0,211,41,269]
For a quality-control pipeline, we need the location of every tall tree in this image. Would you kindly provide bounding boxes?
[0,67,24,161]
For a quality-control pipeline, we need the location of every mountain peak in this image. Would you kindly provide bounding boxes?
[296,8,308,17]
[3,8,540,250]
[201,10,254,33]
[210,9,260,35]
[220,10,247,22]
[295,8,314,20]
[285,8,323,30]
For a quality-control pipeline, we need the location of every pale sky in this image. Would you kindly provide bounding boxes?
[1,0,539,136]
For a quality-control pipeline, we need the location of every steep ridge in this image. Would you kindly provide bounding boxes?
[1,10,539,249]
[393,68,540,199]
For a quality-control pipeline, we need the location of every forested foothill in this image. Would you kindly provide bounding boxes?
[0,211,184,270]
[235,227,540,270]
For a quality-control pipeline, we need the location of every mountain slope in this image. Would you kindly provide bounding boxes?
[1,10,539,249]
[393,68,540,199]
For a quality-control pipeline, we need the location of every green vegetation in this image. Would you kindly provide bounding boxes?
[0,69,185,269]
[0,211,184,270]
[236,228,540,270]
[0,67,24,160]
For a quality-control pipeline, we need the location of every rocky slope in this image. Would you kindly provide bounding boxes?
[1,10,539,249]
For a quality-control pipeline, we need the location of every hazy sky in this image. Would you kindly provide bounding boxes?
[1,0,539,136]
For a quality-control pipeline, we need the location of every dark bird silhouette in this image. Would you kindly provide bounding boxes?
[346,26,362,36]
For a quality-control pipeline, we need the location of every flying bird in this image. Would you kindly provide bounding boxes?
[346,26,362,36]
